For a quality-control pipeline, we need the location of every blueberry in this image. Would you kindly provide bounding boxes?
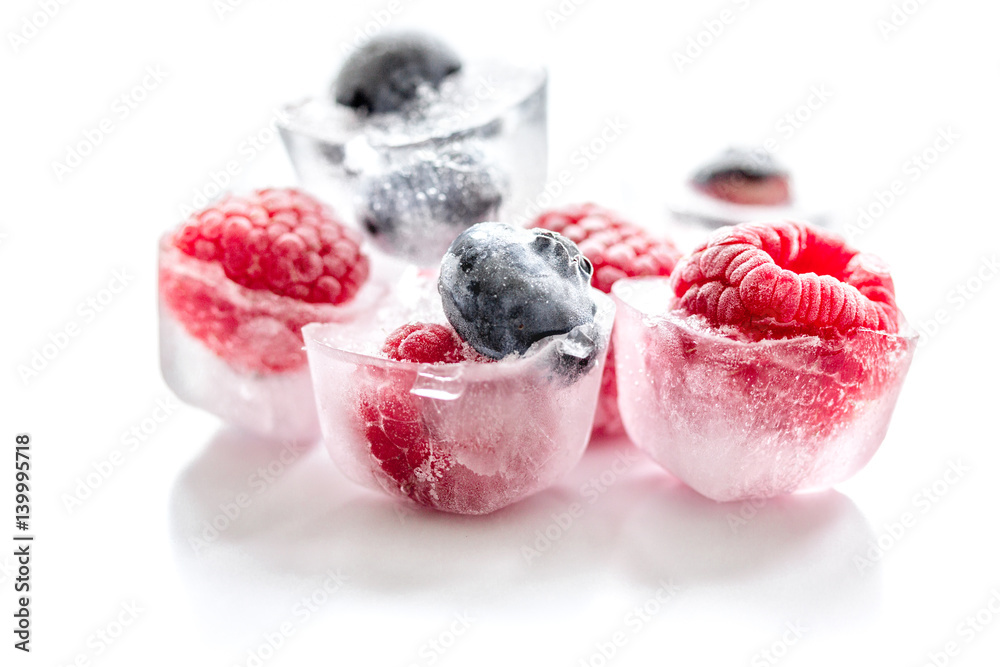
[691,147,789,186]
[438,223,597,361]
[333,32,462,114]
[357,148,505,265]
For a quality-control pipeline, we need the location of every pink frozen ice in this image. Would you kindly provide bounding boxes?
[158,188,380,442]
[305,223,615,514]
[612,220,917,501]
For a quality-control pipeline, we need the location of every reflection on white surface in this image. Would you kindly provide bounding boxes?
[170,428,880,645]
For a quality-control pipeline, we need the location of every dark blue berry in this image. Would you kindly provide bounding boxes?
[438,223,597,361]
[334,32,462,114]
[357,149,504,265]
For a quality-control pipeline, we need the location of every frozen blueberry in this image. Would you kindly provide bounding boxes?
[357,149,505,265]
[691,147,791,206]
[333,32,462,114]
[438,223,597,361]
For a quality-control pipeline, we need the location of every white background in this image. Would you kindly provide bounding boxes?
[3,0,1000,665]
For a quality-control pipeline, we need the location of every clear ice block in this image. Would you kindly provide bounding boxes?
[279,60,547,266]
[612,278,917,502]
[303,290,615,515]
[158,238,385,442]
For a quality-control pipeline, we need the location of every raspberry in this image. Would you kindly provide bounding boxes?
[161,188,369,374]
[641,310,914,499]
[172,188,369,305]
[357,323,485,504]
[159,263,331,373]
[531,203,681,294]
[531,204,680,437]
[382,322,468,364]
[672,220,899,339]
[594,337,623,436]
[358,376,439,502]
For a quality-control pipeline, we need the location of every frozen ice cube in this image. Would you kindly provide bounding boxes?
[611,278,917,502]
[303,289,616,515]
[159,303,321,442]
[355,145,506,265]
[280,60,547,265]
[158,238,387,442]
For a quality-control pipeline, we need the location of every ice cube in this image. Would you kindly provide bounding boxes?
[280,60,547,265]
[159,304,320,442]
[611,278,917,502]
[303,289,615,515]
[158,238,386,442]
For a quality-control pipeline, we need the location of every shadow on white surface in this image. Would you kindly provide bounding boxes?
[169,428,880,638]
[615,470,880,625]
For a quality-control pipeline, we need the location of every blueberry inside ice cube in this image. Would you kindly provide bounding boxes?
[438,223,597,362]
[357,147,505,265]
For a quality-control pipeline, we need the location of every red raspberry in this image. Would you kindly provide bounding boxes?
[531,203,681,437]
[159,264,333,373]
[672,220,899,339]
[160,188,369,374]
[357,323,485,504]
[172,188,369,304]
[664,220,905,439]
[642,311,912,475]
[382,322,468,364]
[531,203,681,294]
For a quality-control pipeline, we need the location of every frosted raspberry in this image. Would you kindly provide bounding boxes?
[172,188,369,305]
[160,188,370,374]
[672,220,899,339]
[382,322,468,364]
[358,323,486,503]
[531,203,680,293]
[531,203,680,437]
